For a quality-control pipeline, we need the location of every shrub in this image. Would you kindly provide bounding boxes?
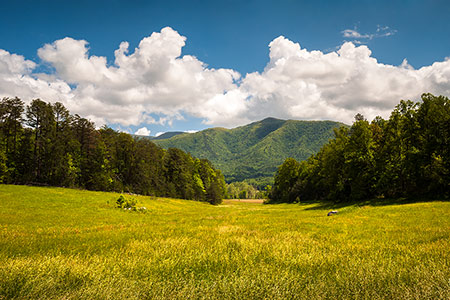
[116,195,138,210]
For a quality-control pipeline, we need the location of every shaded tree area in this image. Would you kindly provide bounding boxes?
[269,94,450,203]
[0,97,226,204]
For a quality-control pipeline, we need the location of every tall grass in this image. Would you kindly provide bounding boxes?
[1,185,449,299]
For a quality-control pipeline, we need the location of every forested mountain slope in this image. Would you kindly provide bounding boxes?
[154,118,346,183]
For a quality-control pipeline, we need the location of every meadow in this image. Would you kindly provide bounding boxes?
[0,184,449,299]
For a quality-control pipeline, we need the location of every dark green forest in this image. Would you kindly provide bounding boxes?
[0,98,226,204]
[269,94,450,203]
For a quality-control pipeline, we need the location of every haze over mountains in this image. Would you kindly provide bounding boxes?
[149,117,346,185]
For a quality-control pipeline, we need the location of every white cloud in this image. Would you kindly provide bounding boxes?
[116,126,131,134]
[342,29,370,39]
[135,127,151,136]
[0,27,449,129]
[0,49,35,74]
[154,130,196,137]
[0,49,73,108]
[342,26,397,42]
[201,36,449,126]
[218,38,438,125]
[34,27,240,126]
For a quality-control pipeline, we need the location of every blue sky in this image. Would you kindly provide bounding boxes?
[1,0,449,135]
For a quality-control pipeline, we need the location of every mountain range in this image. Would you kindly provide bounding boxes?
[149,117,346,186]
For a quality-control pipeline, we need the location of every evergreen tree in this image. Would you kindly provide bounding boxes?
[50,102,76,186]
[26,99,55,182]
[0,97,24,181]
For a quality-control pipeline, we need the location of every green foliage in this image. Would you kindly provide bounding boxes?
[0,97,225,204]
[1,185,450,299]
[116,194,138,210]
[226,181,272,200]
[0,97,25,182]
[270,158,302,203]
[154,117,345,184]
[269,94,450,203]
[197,159,226,204]
[0,148,6,183]
[227,181,258,199]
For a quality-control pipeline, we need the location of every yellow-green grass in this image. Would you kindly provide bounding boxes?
[1,184,449,299]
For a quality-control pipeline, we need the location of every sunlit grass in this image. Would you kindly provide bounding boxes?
[1,184,449,299]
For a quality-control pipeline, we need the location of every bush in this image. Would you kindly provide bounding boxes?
[116,195,138,210]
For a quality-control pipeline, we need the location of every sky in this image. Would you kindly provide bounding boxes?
[0,0,449,136]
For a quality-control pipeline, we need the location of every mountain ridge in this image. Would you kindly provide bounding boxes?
[151,117,347,185]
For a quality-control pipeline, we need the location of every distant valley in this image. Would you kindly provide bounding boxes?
[148,117,347,186]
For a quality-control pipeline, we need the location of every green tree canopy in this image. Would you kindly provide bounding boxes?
[269,94,450,203]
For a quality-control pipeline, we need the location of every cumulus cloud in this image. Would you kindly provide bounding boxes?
[33,27,240,126]
[0,27,449,129]
[221,37,448,124]
[0,49,73,108]
[135,127,151,136]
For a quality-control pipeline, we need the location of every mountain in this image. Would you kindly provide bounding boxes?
[151,131,186,140]
[152,117,347,185]
[134,131,186,140]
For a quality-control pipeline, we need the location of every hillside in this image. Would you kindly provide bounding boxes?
[153,117,346,184]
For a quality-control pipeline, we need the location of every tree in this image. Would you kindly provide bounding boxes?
[0,97,226,203]
[226,181,259,199]
[71,114,101,189]
[343,115,376,200]
[26,99,55,182]
[415,94,450,196]
[0,147,7,183]
[0,97,24,181]
[377,100,420,197]
[49,102,76,186]
[269,94,450,203]
[163,148,196,199]
[198,159,226,204]
[270,158,301,203]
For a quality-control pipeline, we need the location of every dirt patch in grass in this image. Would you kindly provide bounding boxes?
[223,199,264,204]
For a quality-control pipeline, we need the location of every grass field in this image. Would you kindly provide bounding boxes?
[1,184,449,299]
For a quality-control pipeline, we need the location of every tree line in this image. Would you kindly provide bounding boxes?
[0,97,226,204]
[226,181,269,199]
[269,94,450,203]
